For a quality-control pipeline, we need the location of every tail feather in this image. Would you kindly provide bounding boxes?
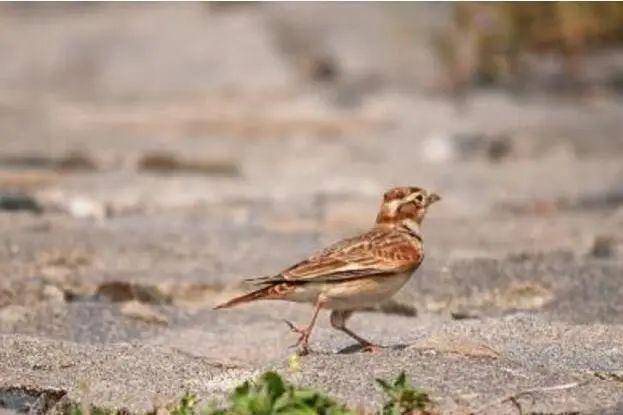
[213,285,275,309]
[244,274,284,285]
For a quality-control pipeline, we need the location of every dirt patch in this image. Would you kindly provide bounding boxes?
[0,152,98,173]
[138,152,240,177]
[94,281,171,305]
[90,280,228,308]
[0,194,42,213]
[411,334,500,359]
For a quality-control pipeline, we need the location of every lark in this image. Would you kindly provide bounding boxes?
[215,186,440,354]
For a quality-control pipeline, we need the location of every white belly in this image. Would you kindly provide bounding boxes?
[284,272,413,310]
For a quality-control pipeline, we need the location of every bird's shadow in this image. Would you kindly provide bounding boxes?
[336,343,410,354]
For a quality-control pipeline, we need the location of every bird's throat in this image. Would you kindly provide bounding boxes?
[376,218,422,240]
[399,218,422,239]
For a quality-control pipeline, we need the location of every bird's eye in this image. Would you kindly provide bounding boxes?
[415,194,424,202]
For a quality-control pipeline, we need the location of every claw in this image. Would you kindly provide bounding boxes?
[361,343,382,353]
[288,334,306,348]
[283,319,311,353]
[283,319,304,334]
[297,346,310,356]
[282,299,324,356]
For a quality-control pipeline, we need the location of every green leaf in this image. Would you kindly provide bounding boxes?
[233,381,251,401]
[260,371,286,402]
[394,372,407,388]
[375,378,393,393]
[201,371,359,415]
[376,372,431,415]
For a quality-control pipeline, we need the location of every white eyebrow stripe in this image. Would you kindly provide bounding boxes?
[387,191,424,213]
[403,192,423,203]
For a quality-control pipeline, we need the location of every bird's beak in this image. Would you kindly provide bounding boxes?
[426,193,441,206]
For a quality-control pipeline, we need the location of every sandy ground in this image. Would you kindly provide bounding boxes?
[1,4,623,414]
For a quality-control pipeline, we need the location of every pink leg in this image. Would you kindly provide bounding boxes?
[330,310,381,353]
[284,298,324,355]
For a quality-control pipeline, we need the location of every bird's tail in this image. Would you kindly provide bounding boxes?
[213,285,276,309]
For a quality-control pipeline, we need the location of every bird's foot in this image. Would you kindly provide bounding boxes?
[284,319,311,355]
[361,342,382,353]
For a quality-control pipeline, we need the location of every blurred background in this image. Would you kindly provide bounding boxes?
[1,1,623,368]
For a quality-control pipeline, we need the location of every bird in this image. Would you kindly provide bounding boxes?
[214,186,440,354]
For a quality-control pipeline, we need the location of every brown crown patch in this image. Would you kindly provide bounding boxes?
[383,186,421,202]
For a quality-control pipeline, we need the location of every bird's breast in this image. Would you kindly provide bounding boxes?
[283,271,413,310]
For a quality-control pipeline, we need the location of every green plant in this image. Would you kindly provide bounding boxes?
[209,371,353,415]
[65,371,434,415]
[171,392,199,415]
[376,372,431,415]
[68,404,115,415]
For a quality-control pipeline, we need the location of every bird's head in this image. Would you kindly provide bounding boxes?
[375,186,441,230]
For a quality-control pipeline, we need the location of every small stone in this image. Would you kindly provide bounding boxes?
[41,285,65,304]
[591,235,619,258]
[35,191,108,220]
[120,301,168,325]
[487,136,513,161]
[0,193,42,213]
[498,281,554,310]
[67,196,107,220]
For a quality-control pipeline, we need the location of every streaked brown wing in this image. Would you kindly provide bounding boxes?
[269,229,422,283]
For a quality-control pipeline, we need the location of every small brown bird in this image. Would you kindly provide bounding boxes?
[215,186,440,354]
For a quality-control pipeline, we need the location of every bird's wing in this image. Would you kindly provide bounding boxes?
[251,229,422,284]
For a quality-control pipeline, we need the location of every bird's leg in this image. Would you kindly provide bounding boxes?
[340,326,381,353]
[284,297,324,355]
[330,310,381,353]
